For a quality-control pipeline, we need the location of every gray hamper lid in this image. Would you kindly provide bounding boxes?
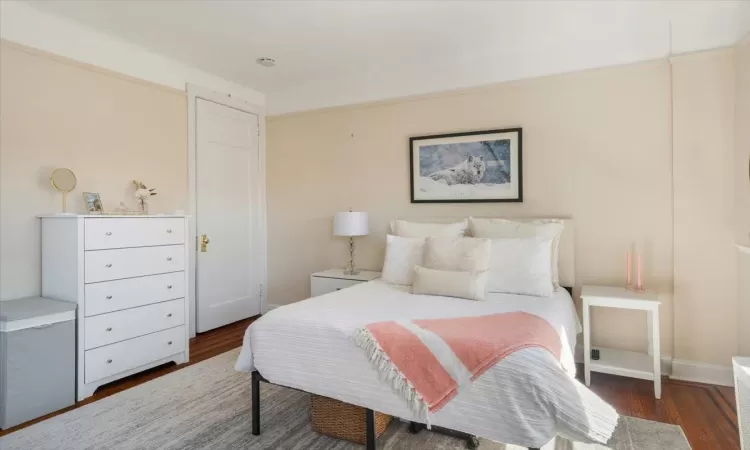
[0,297,76,332]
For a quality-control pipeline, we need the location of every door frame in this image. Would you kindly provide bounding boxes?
[186,83,267,338]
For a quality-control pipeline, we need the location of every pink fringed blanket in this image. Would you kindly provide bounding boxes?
[353,312,562,419]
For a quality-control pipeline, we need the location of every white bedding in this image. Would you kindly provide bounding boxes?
[236,280,617,448]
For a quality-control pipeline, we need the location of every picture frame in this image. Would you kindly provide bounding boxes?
[409,128,523,203]
[82,192,103,213]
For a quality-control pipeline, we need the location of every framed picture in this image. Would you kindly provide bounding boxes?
[410,128,522,203]
[82,192,103,213]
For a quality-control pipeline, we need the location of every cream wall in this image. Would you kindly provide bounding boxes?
[736,36,750,242]
[0,42,188,301]
[736,35,750,356]
[268,59,675,356]
[672,49,737,367]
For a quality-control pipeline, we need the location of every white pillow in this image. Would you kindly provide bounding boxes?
[381,235,425,285]
[423,236,491,272]
[412,265,488,301]
[486,237,555,297]
[470,218,564,290]
[392,219,468,238]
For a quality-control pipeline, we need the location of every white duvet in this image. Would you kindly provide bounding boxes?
[236,280,618,448]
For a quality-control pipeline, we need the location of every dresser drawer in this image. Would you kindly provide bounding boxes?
[85,326,185,383]
[85,245,185,283]
[85,299,185,350]
[85,272,185,316]
[85,218,185,250]
[310,277,363,297]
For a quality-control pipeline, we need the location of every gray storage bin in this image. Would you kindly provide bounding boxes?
[0,296,76,429]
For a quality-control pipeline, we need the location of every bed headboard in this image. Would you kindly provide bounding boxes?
[392,217,575,288]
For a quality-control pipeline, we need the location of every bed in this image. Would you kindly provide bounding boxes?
[236,218,619,448]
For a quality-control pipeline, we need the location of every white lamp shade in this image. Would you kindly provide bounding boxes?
[334,212,369,236]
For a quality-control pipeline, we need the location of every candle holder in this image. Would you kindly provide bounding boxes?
[625,251,633,290]
[634,247,645,292]
[626,244,646,292]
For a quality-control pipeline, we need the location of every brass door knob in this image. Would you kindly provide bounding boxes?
[200,234,210,252]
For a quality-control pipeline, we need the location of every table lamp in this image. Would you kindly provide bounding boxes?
[334,211,369,275]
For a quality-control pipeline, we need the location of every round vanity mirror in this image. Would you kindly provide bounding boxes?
[50,168,77,213]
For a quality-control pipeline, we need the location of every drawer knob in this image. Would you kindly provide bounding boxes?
[168,341,173,345]
[106,359,112,364]
[106,327,112,332]
[105,232,112,236]
[166,257,173,262]
[167,313,173,317]
[167,285,173,289]
[106,295,113,299]
[166,229,172,234]
[105,264,112,268]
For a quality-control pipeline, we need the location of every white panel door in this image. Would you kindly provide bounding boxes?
[196,98,260,332]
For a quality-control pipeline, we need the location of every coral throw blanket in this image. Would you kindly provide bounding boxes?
[353,312,562,420]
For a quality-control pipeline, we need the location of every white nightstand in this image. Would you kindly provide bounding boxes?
[310,269,381,297]
[581,285,661,399]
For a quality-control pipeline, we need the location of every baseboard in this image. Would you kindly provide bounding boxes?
[266,303,282,311]
[574,344,734,387]
[671,359,733,387]
[574,344,673,375]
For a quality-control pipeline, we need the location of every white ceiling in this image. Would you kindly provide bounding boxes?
[22,1,750,115]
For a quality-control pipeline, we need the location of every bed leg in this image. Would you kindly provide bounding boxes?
[365,408,376,450]
[252,371,261,436]
[408,421,425,434]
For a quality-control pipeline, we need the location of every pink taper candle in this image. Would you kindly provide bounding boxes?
[626,251,632,286]
[636,252,642,289]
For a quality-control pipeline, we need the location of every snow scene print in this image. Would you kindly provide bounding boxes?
[410,128,522,203]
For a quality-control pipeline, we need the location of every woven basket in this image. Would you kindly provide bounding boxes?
[310,394,392,444]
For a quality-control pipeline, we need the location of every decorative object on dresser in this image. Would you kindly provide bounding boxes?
[581,285,661,399]
[734,357,750,450]
[39,214,190,401]
[49,168,77,213]
[114,201,129,213]
[0,297,76,429]
[82,192,103,214]
[310,269,380,297]
[409,128,522,203]
[333,211,368,275]
[133,180,157,213]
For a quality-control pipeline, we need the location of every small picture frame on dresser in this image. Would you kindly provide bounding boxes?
[83,192,103,214]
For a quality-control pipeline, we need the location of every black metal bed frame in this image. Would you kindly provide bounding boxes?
[251,370,540,450]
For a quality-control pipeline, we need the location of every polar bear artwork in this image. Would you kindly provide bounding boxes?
[428,155,487,186]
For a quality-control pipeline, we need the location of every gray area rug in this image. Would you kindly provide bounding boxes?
[0,348,690,449]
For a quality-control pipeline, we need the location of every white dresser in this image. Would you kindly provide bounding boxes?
[40,214,190,401]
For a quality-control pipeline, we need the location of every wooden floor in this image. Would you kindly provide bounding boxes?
[1,317,740,450]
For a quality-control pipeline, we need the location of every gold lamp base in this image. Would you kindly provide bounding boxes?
[343,237,359,275]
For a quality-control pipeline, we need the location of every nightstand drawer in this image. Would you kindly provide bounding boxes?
[310,277,363,296]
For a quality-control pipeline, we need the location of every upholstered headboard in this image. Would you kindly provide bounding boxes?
[391,217,575,288]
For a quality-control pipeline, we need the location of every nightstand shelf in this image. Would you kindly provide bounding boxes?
[581,285,661,399]
[310,269,381,297]
[589,348,655,381]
